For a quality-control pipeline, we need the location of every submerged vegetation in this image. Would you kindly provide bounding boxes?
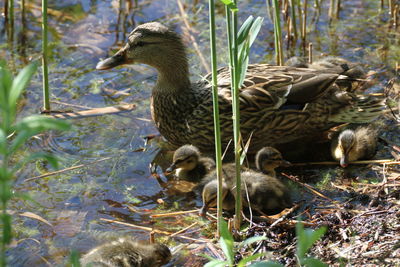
[1,0,399,266]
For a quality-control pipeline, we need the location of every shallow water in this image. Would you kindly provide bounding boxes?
[1,0,399,265]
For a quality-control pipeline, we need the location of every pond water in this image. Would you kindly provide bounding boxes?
[1,0,399,266]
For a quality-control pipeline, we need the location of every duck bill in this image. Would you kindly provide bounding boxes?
[199,204,209,217]
[280,160,292,167]
[340,155,349,168]
[165,163,176,173]
[96,47,131,70]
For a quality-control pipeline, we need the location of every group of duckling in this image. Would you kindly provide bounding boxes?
[89,21,385,266]
[168,145,293,217]
[167,120,379,218]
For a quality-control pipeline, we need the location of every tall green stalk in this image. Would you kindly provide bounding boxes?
[42,0,50,111]
[272,0,284,65]
[8,0,14,44]
[289,0,298,42]
[208,0,224,235]
[225,2,242,230]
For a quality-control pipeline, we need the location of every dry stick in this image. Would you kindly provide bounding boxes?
[150,209,199,218]
[176,0,210,73]
[100,218,208,243]
[149,231,155,243]
[308,42,313,64]
[393,5,398,28]
[51,100,93,110]
[335,0,341,19]
[301,0,308,54]
[389,0,394,16]
[170,222,198,237]
[46,104,136,119]
[290,159,398,166]
[24,157,111,182]
[281,173,333,201]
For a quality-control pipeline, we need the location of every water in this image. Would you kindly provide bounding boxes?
[1,0,399,265]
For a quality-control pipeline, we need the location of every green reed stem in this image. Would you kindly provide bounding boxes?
[289,0,298,42]
[225,3,242,231]
[42,0,50,111]
[272,0,283,65]
[208,0,224,236]
[302,0,308,46]
[8,0,14,44]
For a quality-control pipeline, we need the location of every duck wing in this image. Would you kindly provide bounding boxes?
[212,64,341,109]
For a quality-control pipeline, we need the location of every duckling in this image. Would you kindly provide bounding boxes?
[331,125,379,167]
[166,145,215,182]
[80,238,171,267]
[200,147,292,217]
[255,146,291,177]
[199,179,236,216]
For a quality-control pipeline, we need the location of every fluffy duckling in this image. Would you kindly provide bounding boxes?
[331,125,379,167]
[200,147,292,217]
[166,145,215,182]
[80,238,171,267]
[255,146,291,177]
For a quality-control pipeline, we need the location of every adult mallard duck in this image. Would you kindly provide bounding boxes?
[80,237,171,267]
[200,147,292,217]
[166,144,215,182]
[331,125,379,167]
[97,22,384,154]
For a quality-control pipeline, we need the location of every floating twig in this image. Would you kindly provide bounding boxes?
[45,104,136,119]
[150,210,200,218]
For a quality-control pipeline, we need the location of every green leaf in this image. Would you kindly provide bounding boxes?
[219,0,238,11]
[302,257,328,267]
[249,261,284,267]
[69,250,81,267]
[0,64,13,115]
[10,115,71,153]
[0,129,6,155]
[16,115,71,132]
[219,220,234,265]
[9,62,38,114]
[12,152,60,174]
[236,16,264,87]
[237,253,267,267]
[238,236,267,249]
[296,222,327,260]
[204,260,229,267]
[1,213,12,245]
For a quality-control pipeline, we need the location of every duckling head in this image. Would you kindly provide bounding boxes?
[151,243,172,266]
[336,129,356,167]
[199,180,229,217]
[255,147,291,176]
[167,145,200,174]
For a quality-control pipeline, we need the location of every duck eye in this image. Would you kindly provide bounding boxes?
[136,41,146,47]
